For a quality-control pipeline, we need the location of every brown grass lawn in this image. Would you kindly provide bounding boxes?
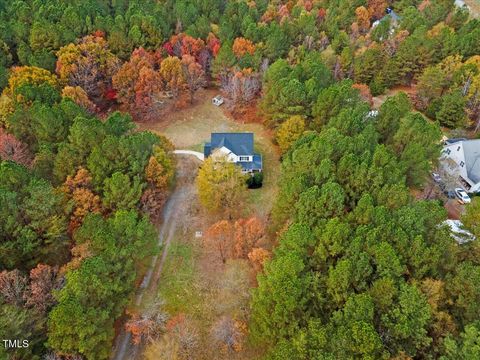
[372,85,417,109]
[137,88,281,218]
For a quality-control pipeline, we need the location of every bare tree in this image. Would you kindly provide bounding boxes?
[125,300,169,344]
[0,269,28,306]
[211,316,244,353]
[222,70,261,110]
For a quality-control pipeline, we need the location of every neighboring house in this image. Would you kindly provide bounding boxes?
[441,138,480,192]
[372,7,401,30]
[204,133,262,174]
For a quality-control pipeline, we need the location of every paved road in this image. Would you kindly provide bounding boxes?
[111,156,198,360]
[173,149,204,161]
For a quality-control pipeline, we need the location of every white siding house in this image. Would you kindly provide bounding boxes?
[441,139,480,193]
[204,133,262,174]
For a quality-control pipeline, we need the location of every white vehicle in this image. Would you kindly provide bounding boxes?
[454,188,471,204]
[212,95,224,106]
[443,220,476,244]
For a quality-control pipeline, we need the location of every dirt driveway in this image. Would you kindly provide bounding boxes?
[111,156,201,360]
[445,198,465,220]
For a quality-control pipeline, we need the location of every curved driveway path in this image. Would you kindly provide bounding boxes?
[173,149,204,161]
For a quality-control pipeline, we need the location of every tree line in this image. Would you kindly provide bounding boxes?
[0,62,175,359]
[250,81,480,359]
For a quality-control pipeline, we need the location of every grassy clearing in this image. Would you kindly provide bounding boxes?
[141,88,281,218]
[156,239,202,315]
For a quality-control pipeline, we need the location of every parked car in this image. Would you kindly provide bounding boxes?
[454,188,471,204]
[431,172,442,183]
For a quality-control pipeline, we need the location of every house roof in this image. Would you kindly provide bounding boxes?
[445,138,467,145]
[462,140,480,183]
[389,10,400,21]
[238,154,262,171]
[208,133,254,156]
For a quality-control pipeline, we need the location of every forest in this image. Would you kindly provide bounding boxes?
[1,0,480,359]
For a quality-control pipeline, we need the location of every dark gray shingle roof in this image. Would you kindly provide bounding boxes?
[209,133,254,156]
[238,154,263,171]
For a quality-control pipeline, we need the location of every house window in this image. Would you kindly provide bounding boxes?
[460,161,465,167]
[457,146,461,151]
[239,156,250,161]
[446,149,451,155]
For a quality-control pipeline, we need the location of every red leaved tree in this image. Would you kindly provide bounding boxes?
[113,48,164,120]
[0,129,32,166]
[352,83,373,106]
[25,264,58,313]
[169,33,205,60]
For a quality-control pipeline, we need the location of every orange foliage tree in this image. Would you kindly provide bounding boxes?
[125,307,168,345]
[113,48,163,120]
[168,33,205,60]
[232,37,256,58]
[367,0,387,20]
[247,247,271,273]
[233,217,265,258]
[181,55,206,103]
[159,56,185,97]
[112,48,159,107]
[62,86,97,113]
[62,168,102,233]
[56,35,120,101]
[355,6,371,33]
[352,83,373,106]
[205,220,234,263]
[134,66,163,120]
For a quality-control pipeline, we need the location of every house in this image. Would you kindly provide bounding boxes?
[441,139,480,192]
[372,7,401,30]
[204,133,262,174]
